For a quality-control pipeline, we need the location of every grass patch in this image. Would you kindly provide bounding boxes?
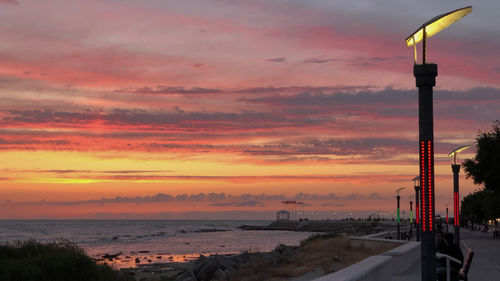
[0,239,132,281]
[228,235,397,281]
[300,233,338,246]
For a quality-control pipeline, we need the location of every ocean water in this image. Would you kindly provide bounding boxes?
[0,220,313,268]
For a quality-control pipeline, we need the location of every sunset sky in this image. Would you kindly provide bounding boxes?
[0,0,498,219]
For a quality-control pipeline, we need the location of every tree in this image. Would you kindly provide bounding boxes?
[461,189,500,223]
[463,120,500,192]
[461,121,500,223]
[461,189,487,223]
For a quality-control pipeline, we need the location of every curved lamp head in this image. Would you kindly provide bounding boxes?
[448,144,472,164]
[396,187,406,196]
[411,176,420,186]
[405,6,472,64]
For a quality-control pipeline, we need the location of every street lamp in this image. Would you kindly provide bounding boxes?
[446,203,450,233]
[412,176,421,241]
[448,144,472,244]
[405,6,472,281]
[396,187,406,240]
[409,195,414,239]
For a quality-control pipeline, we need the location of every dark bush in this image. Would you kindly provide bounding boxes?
[0,239,131,281]
[300,233,338,246]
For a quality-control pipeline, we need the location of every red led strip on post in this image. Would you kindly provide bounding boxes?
[454,193,456,226]
[420,140,426,231]
[454,192,460,226]
[428,141,433,231]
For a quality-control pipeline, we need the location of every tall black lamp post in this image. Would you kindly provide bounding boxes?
[405,6,472,281]
[412,176,421,241]
[448,145,471,245]
[446,203,450,233]
[396,187,406,240]
[409,195,414,238]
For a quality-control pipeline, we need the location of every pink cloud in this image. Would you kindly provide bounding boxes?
[0,0,18,5]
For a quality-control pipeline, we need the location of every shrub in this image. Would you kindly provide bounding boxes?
[300,233,338,246]
[0,239,131,281]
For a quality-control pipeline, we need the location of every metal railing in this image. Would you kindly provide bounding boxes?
[436,253,461,281]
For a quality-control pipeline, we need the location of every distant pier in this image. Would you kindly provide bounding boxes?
[240,220,395,235]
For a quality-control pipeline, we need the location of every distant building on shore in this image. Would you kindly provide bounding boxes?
[276,210,290,221]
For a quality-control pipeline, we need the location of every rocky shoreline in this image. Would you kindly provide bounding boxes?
[239,220,389,234]
[116,244,299,281]
[117,220,399,281]
[111,220,400,281]
[120,236,398,281]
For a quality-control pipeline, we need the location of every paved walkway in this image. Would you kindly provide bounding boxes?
[461,228,500,280]
[392,228,500,280]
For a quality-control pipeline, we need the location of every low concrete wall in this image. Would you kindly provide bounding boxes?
[349,236,406,250]
[311,236,420,281]
[381,241,420,275]
[312,255,392,281]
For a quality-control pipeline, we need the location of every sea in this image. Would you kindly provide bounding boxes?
[0,220,313,268]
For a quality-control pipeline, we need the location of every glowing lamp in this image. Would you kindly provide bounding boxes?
[448,144,472,164]
[405,6,472,64]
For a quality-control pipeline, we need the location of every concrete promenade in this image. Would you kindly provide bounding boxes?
[461,228,500,280]
[392,228,500,280]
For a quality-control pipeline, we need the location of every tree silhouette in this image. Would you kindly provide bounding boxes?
[461,121,500,223]
[463,120,500,192]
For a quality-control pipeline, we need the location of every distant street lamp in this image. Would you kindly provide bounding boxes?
[448,144,472,244]
[396,187,406,240]
[409,195,414,238]
[405,6,472,281]
[446,203,450,233]
[412,176,421,241]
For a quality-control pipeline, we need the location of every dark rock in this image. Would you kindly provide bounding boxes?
[214,255,237,271]
[212,268,226,280]
[102,252,122,261]
[231,251,250,264]
[270,250,284,265]
[194,257,218,281]
[176,270,197,281]
[195,255,207,266]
